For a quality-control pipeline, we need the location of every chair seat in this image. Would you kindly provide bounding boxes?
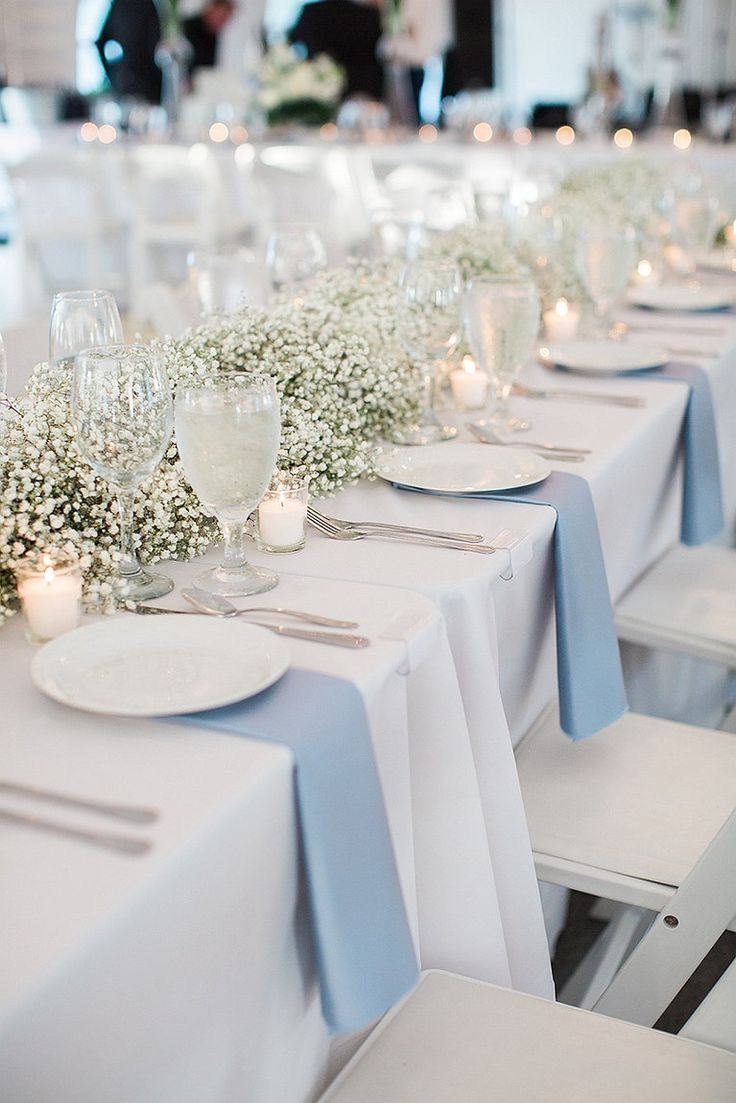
[515,708,736,889]
[320,972,736,1102]
[615,545,736,665]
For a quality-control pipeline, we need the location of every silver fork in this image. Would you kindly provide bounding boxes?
[466,423,588,461]
[307,506,484,543]
[308,512,497,554]
[513,382,645,408]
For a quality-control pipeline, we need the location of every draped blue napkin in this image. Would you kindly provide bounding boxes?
[646,361,723,545]
[393,472,628,740]
[179,668,418,1035]
[554,359,723,545]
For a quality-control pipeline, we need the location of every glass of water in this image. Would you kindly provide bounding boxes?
[265,224,327,296]
[49,290,124,369]
[394,261,462,445]
[175,373,281,596]
[464,275,540,433]
[576,225,636,334]
[187,246,266,313]
[72,344,174,603]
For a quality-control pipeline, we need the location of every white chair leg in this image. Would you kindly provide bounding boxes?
[559,905,651,1010]
[594,809,736,1026]
[680,958,736,1052]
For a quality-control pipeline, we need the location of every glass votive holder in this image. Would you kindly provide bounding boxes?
[15,558,83,644]
[254,476,309,553]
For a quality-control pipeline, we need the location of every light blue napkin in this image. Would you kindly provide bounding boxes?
[393,472,628,740]
[179,668,418,1035]
[647,361,723,545]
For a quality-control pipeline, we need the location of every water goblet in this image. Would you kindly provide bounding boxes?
[72,344,175,603]
[265,224,327,296]
[393,261,462,445]
[49,290,124,369]
[464,275,540,433]
[187,246,266,313]
[576,225,636,335]
[175,373,281,596]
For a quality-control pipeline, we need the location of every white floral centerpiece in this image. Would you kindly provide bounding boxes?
[0,291,421,624]
[258,42,345,128]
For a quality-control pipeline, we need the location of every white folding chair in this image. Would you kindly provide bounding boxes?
[127,145,251,322]
[7,150,127,306]
[319,971,736,1102]
[615,544,736,669]
[515,705,736,1032]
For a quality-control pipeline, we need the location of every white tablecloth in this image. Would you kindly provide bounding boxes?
[0,573,551,1103]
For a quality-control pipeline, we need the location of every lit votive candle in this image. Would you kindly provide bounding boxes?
[256,477,309,553]
[16,560,82,643]
[450,356,490,410]
[543,298,581,341]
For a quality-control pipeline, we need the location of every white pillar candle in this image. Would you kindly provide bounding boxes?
[543,298,581,341]
[257,494,307,550]
[17,564,82,642]
[450,356,490,409]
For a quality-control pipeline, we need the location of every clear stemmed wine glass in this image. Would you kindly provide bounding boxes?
[187,246,266,313]
[464,275,540,433]
[49,290,124,369]
[72,345,174,603]
[265,224,327,296]
[393,261,462,445]
[576,225,636,334]
[175,373,281,596]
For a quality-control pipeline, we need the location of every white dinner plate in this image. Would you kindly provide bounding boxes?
[375,443,551,494]
[538,339,668,375]
[31,616,290,717]
[627,283,736,312]
[695,248,736,274]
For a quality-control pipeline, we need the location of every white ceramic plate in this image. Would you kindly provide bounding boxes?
[31,616,290,717]
[538,339,668,375]
[627,283,735,312]
[695,249,736,273]
[375,443,551,494]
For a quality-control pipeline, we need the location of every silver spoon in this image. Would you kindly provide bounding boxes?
[182,588,358,628]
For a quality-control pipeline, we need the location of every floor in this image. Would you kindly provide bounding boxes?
[552,891,736,1033]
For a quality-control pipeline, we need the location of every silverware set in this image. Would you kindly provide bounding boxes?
[306,507,498,554]
[513,382,645,408]
[0,780,157,856]
[466,422,589,462]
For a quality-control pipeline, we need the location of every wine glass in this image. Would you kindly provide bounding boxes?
[393,261,462,446]
[187,246,266,313]
[72,345,174,603]
[175,373,281,596]
[464,275,540,433]
[576,226,636,335]
[265,225,327,296]
[49,290,124,369]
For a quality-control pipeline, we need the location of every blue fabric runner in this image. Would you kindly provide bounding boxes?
[179,668,418,1035]
[646,361,724,545]
[394,472,628,741]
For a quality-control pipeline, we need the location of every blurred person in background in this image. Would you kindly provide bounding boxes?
[96,0,163,103]
[288,0,385,101]
[181,0,237,73]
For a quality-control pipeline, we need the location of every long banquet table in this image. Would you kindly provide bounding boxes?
[2,299,736,1100]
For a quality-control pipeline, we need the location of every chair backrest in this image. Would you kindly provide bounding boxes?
[8,151,105,235]
[128,145,222,227]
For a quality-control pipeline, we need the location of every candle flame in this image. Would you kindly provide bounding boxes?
[462,355,477,375]
[637,259,653,278]
[43,566,55,584]
[554,298,569,317]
